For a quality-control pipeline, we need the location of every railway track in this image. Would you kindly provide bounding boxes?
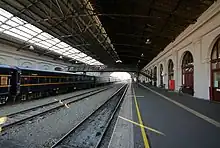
[51,84,128,148]
[0,85,115,131]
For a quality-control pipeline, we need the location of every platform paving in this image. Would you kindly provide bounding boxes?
[140,83,220,123]
[132,83,220,148]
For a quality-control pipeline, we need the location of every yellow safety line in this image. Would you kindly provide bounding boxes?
[119,116,165,136]
[133,87,150,148]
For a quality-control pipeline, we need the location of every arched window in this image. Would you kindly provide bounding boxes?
[168,59,174,80]
[210,38,220,101]
[182,51,193,69]
[182,51,194,95]
[160,64,163,86]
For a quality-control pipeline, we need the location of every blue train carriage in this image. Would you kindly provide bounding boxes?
[18,67,96,101]
[0,65,20,104]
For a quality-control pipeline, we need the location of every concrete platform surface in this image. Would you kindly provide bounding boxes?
[132,83,220,148]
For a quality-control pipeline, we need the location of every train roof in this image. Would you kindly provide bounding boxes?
[18,67,94,77]
[0,65,18,69]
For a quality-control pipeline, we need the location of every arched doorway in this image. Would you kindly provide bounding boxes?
[153,66,157,86]
[210,38,220,101]
[160,64,163,86]
[182,51,194,95]
[168,59,174,90]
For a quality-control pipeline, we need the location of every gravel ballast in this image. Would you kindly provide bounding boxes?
[0,83,123,148]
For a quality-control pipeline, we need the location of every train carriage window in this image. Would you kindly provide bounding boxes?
[61,78,65,82]
[51,78,58,83]
[21,77,29,84]
[30,77,38,84]
[39,77,45,83]
[1,76,8,85]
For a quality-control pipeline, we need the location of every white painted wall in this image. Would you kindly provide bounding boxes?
[0,43,71,71]
[141,0,220,100]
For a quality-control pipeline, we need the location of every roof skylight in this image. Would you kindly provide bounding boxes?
[0,8,104,66]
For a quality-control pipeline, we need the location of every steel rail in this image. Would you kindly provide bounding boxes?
[95,84,129,148]
[5,86,111,117]
[50,83,128,148]
[1,85,115,131]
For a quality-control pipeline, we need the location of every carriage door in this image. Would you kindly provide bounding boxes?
[211,38,220,101]
[10,68,21,96]
[182,51,194,95]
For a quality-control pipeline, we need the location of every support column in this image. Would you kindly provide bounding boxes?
[157,64,160,87]
[193,39,209,99]
[174,51,179,90]
[163,60,168,89]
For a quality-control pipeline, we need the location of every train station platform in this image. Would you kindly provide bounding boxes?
[109,83,220,148]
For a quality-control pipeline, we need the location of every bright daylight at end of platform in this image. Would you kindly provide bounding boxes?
[110,72,131,80]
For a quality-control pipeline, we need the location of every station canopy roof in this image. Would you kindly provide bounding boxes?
[0,0,215,70]
[0,8,103,65]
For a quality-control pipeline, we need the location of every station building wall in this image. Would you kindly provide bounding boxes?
[141,0,220,100]
[0,42,71,71]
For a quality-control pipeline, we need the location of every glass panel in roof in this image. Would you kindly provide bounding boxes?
[4,30,29,41]
[50,46,60,51]
[84,57,93,60]
[36,34,49,40]
[55,50,63,54]
[69,48,79,53]
[39,40,54,47]
[24,24,42,33]
[30,37,42,43]
[0,8,13,18]
[57,42,69,48]
[35,42,50,48]
[0,15,8,23]
[56,48,68,53]
[41,32,53,39]
[10,28,33,39]
[0,8,104,66]
[46,38,60,45]
[11,17,25,25]
[5,20,19,27]
[1,24,11,30]
[63,52,72,56]
[59,42,69,47]
[77,53,87,57]
[17,26,38,36]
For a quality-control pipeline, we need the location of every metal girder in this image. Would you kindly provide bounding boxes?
[68,64,138,72]
[0,0,121,65]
